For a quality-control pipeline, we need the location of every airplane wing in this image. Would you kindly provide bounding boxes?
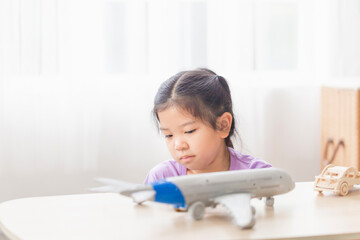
[214,193,255,229]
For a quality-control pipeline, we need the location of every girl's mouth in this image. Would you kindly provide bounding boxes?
[180,155,195,162]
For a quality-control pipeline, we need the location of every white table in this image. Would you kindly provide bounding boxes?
[0,182,360,240]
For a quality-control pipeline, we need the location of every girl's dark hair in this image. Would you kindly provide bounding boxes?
[152,68,237,148]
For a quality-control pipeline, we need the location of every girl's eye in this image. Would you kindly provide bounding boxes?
[165,134,173,138]
[185,129,196,134]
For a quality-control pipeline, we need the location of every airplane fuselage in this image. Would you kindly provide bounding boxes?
[149,168,295,208]
[96,167,295,228]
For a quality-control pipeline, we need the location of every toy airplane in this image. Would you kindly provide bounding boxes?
[92,167,295,229]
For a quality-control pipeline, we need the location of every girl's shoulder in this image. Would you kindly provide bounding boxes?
[144,160,186,184]
[228,147,272,170]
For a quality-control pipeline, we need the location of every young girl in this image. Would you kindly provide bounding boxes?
[144,68,271,183]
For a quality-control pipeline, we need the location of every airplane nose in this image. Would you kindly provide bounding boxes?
[284,173,295,192]
[290,180,295,191]
[287,174,295,191]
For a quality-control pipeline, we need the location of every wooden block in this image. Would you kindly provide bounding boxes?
[321,86,360,170]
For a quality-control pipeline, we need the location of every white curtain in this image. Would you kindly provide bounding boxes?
[0,0,358,201]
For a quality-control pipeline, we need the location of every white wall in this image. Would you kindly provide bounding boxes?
[0,74,321,202]
[230,81,321,182]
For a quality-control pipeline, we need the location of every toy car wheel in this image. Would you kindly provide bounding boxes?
[189,201,205,220]
[265,197,274,207]
[339,182,349,196]
[251,206,256,215]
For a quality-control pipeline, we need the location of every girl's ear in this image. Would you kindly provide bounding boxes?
[216,112,233,138]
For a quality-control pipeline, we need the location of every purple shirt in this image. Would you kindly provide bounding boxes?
[144,147,272,184]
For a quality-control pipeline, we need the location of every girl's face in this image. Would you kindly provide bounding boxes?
[158,106,228,172]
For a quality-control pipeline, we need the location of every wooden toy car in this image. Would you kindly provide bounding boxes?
[314,164,360,196]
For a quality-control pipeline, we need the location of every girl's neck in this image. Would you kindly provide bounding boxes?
[187,145,230,175]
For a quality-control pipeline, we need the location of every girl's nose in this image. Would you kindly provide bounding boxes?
[174,139,188,151]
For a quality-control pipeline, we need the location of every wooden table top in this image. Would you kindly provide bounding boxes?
[1,182,360,240]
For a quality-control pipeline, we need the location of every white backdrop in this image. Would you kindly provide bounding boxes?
[0,0,359,202]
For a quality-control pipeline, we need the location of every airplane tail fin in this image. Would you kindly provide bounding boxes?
[90,178,155,204]
[92,178,141,192]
